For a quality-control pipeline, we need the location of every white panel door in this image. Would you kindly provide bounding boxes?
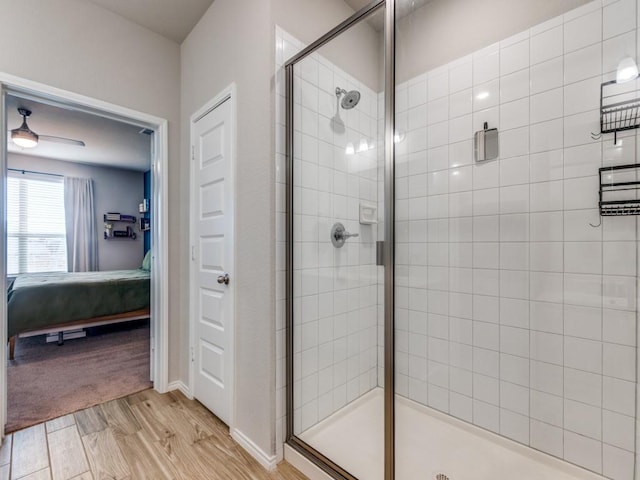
[191,97,233,425]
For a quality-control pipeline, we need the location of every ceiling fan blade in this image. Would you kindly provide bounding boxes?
[7,130,86,148]
[39,135,86,147]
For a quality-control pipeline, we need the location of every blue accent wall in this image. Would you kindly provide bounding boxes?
[144,170,151,253]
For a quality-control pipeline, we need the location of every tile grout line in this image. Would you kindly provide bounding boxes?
[72,415,91,480]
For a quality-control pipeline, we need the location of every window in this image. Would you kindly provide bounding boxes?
[7,173,67,275]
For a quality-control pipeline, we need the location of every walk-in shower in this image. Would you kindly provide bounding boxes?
[278,0,639,479]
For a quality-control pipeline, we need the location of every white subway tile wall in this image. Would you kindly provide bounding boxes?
[393,1,638,477]
[276,0,640,477]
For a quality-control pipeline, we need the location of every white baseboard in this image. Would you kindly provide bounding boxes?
[166,383,276,471]
[232,428,278,471]
[166,380,192,399]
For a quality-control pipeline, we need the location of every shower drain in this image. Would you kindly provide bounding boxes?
[434,473,450,480]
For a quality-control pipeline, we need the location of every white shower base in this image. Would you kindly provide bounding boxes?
[296,388,605,480]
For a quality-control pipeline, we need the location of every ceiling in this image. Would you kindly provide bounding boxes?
[82,0,215,43]
[7,95,152,172]
[81,0,427,43]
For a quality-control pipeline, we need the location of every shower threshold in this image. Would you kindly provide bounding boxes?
[298,388,606,480]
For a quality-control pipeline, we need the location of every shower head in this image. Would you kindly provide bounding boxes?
[335,87,361,109]
[341,90,360,109]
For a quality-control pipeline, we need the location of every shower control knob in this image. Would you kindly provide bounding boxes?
[217,273,230,285]
[331,222,359,248]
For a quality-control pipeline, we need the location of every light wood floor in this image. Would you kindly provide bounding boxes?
[0,389,307,480]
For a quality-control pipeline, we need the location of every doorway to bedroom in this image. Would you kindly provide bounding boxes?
[3,91,157,433]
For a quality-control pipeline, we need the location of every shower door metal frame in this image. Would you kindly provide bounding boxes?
[284,0,396,478]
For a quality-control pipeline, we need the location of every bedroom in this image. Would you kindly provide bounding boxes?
[5,93,153,432]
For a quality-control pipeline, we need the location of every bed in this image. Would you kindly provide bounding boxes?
[7,269,150,360]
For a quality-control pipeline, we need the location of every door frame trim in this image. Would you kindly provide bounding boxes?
[188,83,237,431]
[0,72,171,437]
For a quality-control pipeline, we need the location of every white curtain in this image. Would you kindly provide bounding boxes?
[64,177,98,272]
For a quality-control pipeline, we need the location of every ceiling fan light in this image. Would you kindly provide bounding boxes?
[11,125,38,148]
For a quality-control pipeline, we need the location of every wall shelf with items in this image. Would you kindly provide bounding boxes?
[140,218,150,232]
[139,199,149,213]
[104,213,137,240]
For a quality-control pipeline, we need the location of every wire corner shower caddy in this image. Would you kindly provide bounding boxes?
[597,163,640,216]
[599,76,640,144]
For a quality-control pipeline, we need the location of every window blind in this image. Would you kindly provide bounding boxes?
[7,173,68,275]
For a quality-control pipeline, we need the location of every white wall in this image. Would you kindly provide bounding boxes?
[8,154,145,271]
[0,0,182,380]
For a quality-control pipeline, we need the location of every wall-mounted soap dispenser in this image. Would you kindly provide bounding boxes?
[474,122,499,162]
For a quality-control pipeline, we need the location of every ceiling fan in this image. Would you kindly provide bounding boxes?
[10,108,86,148]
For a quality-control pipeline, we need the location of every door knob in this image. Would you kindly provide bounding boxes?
[217,273,230,285]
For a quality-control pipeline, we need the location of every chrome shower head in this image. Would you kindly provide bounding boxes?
[335,87,361,109]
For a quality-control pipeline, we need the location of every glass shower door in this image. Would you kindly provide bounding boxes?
[287,4,387,479]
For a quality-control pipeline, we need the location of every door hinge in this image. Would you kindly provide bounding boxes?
[191,245,196,261]
[376,240,384,266]
[191,145,195,160]
[190,346,195,363]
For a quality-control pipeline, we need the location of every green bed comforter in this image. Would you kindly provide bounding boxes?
[8,269,150,338]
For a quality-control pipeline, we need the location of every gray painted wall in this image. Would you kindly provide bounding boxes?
[8,153,146,271]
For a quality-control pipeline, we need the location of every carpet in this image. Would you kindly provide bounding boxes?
[6,320,152,433]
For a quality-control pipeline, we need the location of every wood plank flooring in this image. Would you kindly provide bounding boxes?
[1,389,307,480]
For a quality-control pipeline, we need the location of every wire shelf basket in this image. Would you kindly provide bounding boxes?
[600,78,640,143]
[598,163,640,216]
